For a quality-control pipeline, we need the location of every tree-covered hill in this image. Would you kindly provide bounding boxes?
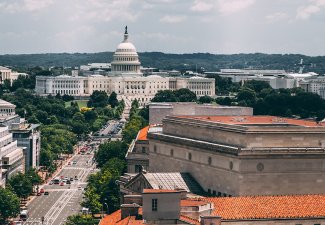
[1,52,325,74]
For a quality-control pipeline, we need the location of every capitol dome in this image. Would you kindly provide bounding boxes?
[111,26,141,75]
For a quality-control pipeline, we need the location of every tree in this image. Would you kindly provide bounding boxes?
[94,141,128,167]
[81,186,102,215]
[174,88,197,102]
[88,91,108,108]
[243,80,271,93]
[108,92,119,108]
[151,90,176,102]
[198,95,213,104]
[26,168,42,186]
[237,88,256,106]
[65,214,97,225]
[8,173,33,198]
[0,187,20,224]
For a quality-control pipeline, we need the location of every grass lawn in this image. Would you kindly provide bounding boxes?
[65,100,88,108]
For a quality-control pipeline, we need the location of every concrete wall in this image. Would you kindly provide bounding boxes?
[162,117,325,149]
[148,133,325,196]
[142,192,181,221]
[149,139,240,196]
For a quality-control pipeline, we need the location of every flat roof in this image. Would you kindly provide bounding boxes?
[177,116,324,128]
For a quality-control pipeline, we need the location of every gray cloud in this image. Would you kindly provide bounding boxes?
[0,0,324,55]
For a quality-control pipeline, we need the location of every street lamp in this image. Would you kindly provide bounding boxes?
[101,199,107,218]
[104,203,108,215]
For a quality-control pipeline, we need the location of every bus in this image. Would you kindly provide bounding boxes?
[20,210,29,221]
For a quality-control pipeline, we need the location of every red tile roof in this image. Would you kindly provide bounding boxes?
[204,195,325,220]
[180,215,200,225]
[178,116,325,127]
[181,199,208,207]
[136,126,150,141]
[143,189,180,194]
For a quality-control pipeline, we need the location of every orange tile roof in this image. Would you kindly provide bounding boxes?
[100,209,144,225]
[143,189,180,194]
[181,199,208,207]
[136,126,150,141]
[180,215,200,225]
[99,210,122,225]
[204,195,325,220]
[178,116,325,127]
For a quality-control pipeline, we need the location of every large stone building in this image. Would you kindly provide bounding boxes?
[300,75,325,99]
[205,69,316,89]
[0,66,28,84]
[0,99,40,172]
[0,125,24,187]
[147,115,325,196]
[35,28,215,105]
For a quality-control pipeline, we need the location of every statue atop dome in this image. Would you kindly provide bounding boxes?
[124,26,129,42]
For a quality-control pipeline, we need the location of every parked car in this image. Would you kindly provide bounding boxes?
[44,191,49,195]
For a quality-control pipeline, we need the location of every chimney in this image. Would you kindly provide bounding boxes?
[200,216,221,225]
[124,195,142,205]
[175,188,187,199]
[121,203,140,220]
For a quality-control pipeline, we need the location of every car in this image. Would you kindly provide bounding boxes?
[14,221,23,225]
[59,182,64,186]
[68,162,71,165]
[40,189,44,193]
[60,175,64,179]
[49,181,53,185]
[37,192,41,196]
[66,180,71,184]
[78,186,82,190]
[44,191,49,195]
[65,176,68,180]
[74,177,78,180]
[73,161,77,165]
[70,177,74,181]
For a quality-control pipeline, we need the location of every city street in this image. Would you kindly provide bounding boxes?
[23,152,95,225]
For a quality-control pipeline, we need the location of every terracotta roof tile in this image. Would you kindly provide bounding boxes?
[180,215,200,225]
[178,116,324,127]
[204,195,325,220]
[181,199,208,207]
[136,126,150,141]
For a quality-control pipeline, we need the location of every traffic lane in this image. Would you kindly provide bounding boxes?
[27,191,62,220]
[52,189,84,225]
[100,121,118,135]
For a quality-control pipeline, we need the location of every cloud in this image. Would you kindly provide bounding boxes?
[191,0,213,12]
[190,0,256,15]
[217,0,256,15]
[265,12,288,23]
[69,0,139,22]
[0,0,54,13]
[160,15,186,23]
[297,0,325,20]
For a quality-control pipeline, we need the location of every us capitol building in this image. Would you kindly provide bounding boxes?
[35,27,215,105]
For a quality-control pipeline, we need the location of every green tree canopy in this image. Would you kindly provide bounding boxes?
[108,91,119,108]
[88,90,108,108]
[65,214,98,225]
[0,187,20,224]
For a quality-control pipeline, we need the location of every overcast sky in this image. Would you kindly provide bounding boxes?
[0,0,325,56]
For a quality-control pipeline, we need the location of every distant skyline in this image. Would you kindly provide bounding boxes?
[0,0,325,56]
